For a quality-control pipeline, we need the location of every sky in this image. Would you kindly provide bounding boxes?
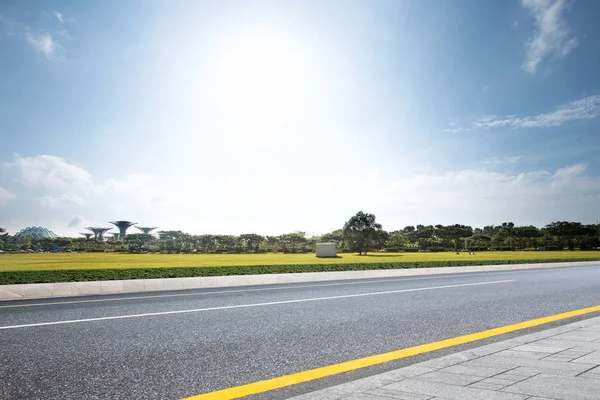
[1,0,600,237]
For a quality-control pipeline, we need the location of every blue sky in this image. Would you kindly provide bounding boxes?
[1,0,599,236]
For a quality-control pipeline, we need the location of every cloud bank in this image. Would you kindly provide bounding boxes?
[1,154,599,236]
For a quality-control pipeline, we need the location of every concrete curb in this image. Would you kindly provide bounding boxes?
[0,261,598,301]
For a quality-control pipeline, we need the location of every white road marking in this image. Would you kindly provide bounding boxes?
[0,268,543,309]
[0,279,513,330]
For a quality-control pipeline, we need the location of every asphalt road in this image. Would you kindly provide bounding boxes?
[2,265,600,399]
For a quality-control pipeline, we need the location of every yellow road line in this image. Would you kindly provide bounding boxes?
[183,304,600,400]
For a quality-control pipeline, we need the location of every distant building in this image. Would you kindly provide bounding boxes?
[86,227,112,241]
[15,226,57,239]
[79,233,93,239]
[109,221,137,239]
[316,243,338,258]
[136,226,158,235]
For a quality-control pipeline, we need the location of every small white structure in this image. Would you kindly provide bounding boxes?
[316,242,338,258]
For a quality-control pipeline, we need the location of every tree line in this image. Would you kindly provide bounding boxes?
[1,213,599,254]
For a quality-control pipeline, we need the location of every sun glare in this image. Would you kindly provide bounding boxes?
[215,32,314,127]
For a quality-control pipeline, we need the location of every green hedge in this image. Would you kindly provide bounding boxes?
[2,258,599,285]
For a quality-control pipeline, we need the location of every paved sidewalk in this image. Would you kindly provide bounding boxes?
[290,316,600,400]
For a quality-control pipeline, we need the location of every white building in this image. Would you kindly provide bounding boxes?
[316,242,338,258]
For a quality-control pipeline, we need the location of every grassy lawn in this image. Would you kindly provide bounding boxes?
[1,251,599,272]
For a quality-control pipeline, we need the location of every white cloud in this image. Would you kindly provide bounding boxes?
[453,95,600,131]
[3,152,600,235]
[372,163,600,228]
[444,127,472,133]
[68,215,85,228]
[54,11,64,23]
[100,173,154,193]
[0,187,15,205]
[5,154,171,203]
[6,154,94,189]
[484,156,524,165]
[522,0,578,74]
[25,30,58,59]
[552,163,587,183]
[516,96,600,127]
[36,194,86,208]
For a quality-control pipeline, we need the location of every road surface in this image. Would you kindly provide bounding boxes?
[2,265,600,399]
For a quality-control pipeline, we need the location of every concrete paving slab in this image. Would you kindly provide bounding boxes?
[501,374,600,399]
[535,338,600,351]
[504,325,581,344]
[493,350,551,360]
[468,382,506,391]
[570,350,600,364]
[364,388,433,400]
[545,348,593,359]
[464,355,595,376]
[585,365,600,374]
[382,380,528,400]
[579,371,600,380]
[343,393,397,400]
[416,352,480,369]
[412,371,482,387]
[288,373,401,400]
[491,373,531,382]
[373,366,436,382]
[511,344,570,354]
[439,364,513,378]
[497,367,541,379]
[551,330,600,342]
[477,377,515,387]
[526,397,558,400]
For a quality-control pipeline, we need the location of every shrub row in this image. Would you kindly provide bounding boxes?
[2,258,600,285]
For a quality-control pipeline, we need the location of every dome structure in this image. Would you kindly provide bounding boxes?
[14,226,58,238]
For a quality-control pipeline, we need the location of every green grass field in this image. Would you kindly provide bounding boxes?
[1,251,600,272]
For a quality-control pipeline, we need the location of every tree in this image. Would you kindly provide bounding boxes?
[239,234,265,253]
[386,232,408,251]
[466,234,491,251]
[512,226,540,249]
[215,235,237,252]
[545,221,590,251]
[436,224,473,251]
[197,235,217,253]
[158,230,186,253]
[342,211,383,255]
[264,236,280,253]
[320,230,344,248]
[124,234,155,253]
[278,232,307,253]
